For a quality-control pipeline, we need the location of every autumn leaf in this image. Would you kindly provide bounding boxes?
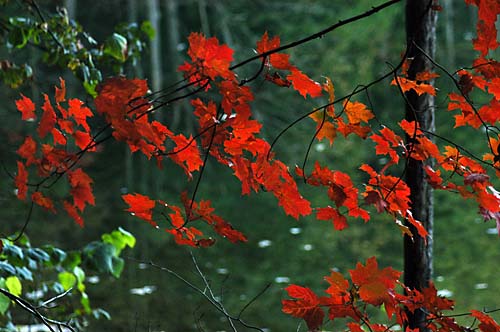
[471,310,500,332]
[169,134,203,177]
[67,169,95,211]
[38,94,57,138]
[17,136,38,166]
[32,191,55,212]
[55,77,66,103]
[256,32,291,70]
[316,206,348,230]
[287,68,322,98]
[122,193,157,226]
[391,76,436,96]
[16,94,36,120]
[343,100,374,124]
[15,161,28,200]
[282,285,324,331]
[63,201,84,227]
[349,257,401,315]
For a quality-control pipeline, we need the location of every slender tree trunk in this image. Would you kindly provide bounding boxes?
[147,0,164,195]
[443,0,456,69]
[404,1,437,331]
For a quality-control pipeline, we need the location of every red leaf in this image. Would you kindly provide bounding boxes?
[471,310,500,332]
[391,77,436,96]
[63,201,84,227]
[282,285,324,331]
[55,77,66,103]
[32,191,56,212]
[256,32,292,70]
[287,68,322,98]
[169,134,203,177]
[67,169,95,211]
[16,94,36,120]
[349,257,401,314]
[15,161,28,200]
[68,98,93,132]
[17,136,38,166]
[179,32,234,85]
[122,193,157,226]
[38,94,57,138]
[316,206,348,230]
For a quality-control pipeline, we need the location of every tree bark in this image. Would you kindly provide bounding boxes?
[404,1,437,331]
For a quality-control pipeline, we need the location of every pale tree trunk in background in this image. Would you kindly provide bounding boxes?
[443,0,456,70]
[198,0,210,36]
[147,0,164,195]
[147,0,163,94]
[64,0,77,20]
[404,1,437,331]
[214,1,233,46]
[164,0,182,131]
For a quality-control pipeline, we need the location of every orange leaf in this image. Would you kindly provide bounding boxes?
[63,201,84,227]
[391,77,436,96]
[287,68,322,98]
[67,169,95,211]
[32,191,55,212]
[17,136,38,166]
[317,206,348,230]
[16,94,36,120]
[38,95,57,138]
[256,32,291,70]
[343,101,374,124]
[122,193,157,226]
[15,161,28,200]
[349,257,401,311]
[55,77,66,103]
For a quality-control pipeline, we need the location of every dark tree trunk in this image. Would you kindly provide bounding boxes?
[404,1,437,331]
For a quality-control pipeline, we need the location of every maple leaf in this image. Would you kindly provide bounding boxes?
[55,77,66,103]
[287,68,322,98]
[256,32,291,70]
[169,134,203,177]
[15,161,28,200]
[67,169,95,211]
[282,285,324,331]
[122,193,157,226]
[32,191,56,212]
[178,32,234,86]
[63,200,84,227]
[16,94,36,120]
[68,98,93,132]
[391,76,436,96]
[349,257,401,316]
[38,95,57,139]
[317,206,348,230]
[17,136,38,166]
[343,100,374,124]
[471,310,500,332]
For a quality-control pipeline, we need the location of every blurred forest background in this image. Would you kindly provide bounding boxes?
[0,0,499,331]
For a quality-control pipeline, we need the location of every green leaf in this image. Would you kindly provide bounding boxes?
[80,291,91,314]
[110,256,124,278]
[62,251,81,270]
[140,21,155,39]
[0,279,10,315]
[5,276,21,296]
[58,271,76,291]
[102,228,135,255]
[103,33,128,62]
